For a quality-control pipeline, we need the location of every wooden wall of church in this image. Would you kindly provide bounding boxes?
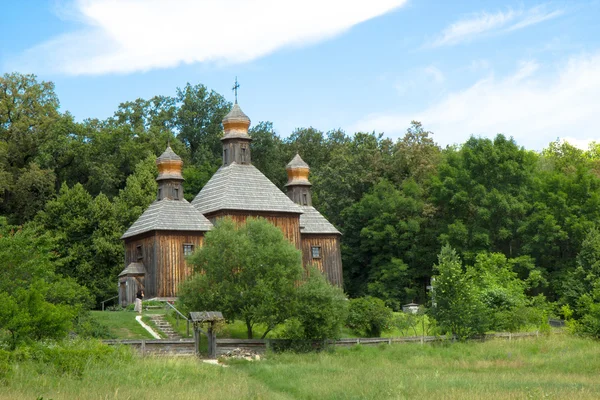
[301,234,343,287]
[154,231,204,298]
[207,211,301,249]
[124,231,204,298]
[124,232,156,295]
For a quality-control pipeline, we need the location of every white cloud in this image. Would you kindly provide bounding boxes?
[468,59,491,71]
[351,52,600,150]
[10,0,407,75]
[561,137,597,150]
[430,5,564,47]
[424,66,445,83]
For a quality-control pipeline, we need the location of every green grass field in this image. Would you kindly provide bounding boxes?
[3,335,600,399]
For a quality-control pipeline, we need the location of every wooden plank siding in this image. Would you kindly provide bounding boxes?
[301,234,343,287]
[125,231,204,298]
[124,232,156,295]
[206,210,302,249]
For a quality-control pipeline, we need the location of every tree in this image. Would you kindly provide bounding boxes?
[346,296,394,337]
[0,221,91,348]
[175,83,230,165]
[431,135,536,262]
[430,245,489,339]
[342,179,431,305]
[10,163,55,224]
[179,218,303,339]
[284,266,348,340]
[36,183,123,304]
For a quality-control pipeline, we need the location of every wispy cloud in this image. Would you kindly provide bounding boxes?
[351,52,600,150]
[9,0,407,75]
[424,66,445,83]
[429,5,564,47]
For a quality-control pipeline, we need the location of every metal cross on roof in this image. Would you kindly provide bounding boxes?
[232,77,240,104]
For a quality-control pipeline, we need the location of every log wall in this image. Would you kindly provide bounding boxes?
[301,234,343,287]
[125,231,204,298]
[207,210,301,249]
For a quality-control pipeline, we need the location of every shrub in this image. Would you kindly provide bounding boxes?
[346,296,394,337]
[0,349,11,385]
[282,267,348,341]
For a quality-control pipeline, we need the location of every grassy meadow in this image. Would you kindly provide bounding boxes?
[3,335,600,399]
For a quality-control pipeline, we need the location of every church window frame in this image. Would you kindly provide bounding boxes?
[183,243,195,257]
[302,193,308,205]
[311,246,321,259]
[136,245,143,260]
[223,148,228,164]
[174,187,179,200]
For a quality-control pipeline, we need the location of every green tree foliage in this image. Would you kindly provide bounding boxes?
[431,245,489,339]
[284,266,348,340]
[522,141,600,300]
[432,246,539,338]
[431,135,536,262]
[570,228,600,337]
[175,83,230,165]
[250,121,288,187]
[114,155,158,227]
[342,179,429,306]
[346,296,394,337]
[179,218,303,339]
[36,183,123,304]
[0,221,91,348]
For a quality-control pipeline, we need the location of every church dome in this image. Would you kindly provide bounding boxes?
[222,103,251,140]
[285,153,311,187]
[156,145,184,181]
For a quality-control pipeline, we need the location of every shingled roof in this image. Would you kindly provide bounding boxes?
[286,153,309,169]
[121,199,213,239]
[118,262,146,277]
[157,146,182,161]
[222,103,250,125]
[192,163,303,215]
[299,206,341,235]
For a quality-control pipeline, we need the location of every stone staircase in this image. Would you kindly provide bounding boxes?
[148,314,181,340]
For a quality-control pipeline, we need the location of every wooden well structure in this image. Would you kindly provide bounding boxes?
[189,311,224,359]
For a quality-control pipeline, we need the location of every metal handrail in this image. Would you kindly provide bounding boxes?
[101,295,119,311]
[164,301,190,337]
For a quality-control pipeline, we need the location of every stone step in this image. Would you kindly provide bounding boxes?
[147,314,181,340]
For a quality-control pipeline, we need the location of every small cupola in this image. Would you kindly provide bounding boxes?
[156,145,185,201]
[285,154,312,206]
[221,103,252,166]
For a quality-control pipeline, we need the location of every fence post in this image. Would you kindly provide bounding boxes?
[141,340,146,357]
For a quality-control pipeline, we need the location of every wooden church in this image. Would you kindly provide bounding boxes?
[118,101,343,305]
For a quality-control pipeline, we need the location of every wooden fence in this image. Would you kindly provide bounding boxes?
[103,331,550,357]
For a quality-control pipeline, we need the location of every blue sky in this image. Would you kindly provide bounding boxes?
[1,0,599,150]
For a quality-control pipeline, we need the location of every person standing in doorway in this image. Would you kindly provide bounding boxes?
[135,289,144,314]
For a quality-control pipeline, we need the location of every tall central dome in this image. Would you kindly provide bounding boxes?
[221,103,252,166]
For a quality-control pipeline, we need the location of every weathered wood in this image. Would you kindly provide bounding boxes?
[124,231,204,299]
[300,234,343,287]
[206,210,302,249]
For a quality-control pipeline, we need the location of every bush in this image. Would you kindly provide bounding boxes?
[346,296,394,337]
[0,349,11,385]
[72,312,114,339]
[25,339,132,379]
[281,267,348,340]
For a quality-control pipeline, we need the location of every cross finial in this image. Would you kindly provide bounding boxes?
[232,77,240,104]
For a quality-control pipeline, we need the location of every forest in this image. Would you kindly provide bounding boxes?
[2,72,600,340]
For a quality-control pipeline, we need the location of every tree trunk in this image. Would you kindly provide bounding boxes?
[261,328,272,339]
[246,318,253,339]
